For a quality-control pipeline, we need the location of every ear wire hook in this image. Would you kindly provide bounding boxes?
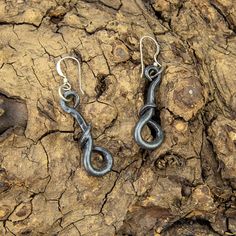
[140,35,162,78]
[56,56,85,101]
[57,56,113,176]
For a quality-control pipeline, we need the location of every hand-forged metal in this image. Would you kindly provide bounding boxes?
[134,65,164,150]
[60,91,113,176]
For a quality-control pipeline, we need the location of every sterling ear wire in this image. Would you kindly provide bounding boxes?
[134,36,164,150]
[56,56,113,176]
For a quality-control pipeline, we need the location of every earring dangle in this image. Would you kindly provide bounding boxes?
[56,56,113,176]
[134,36,164,150]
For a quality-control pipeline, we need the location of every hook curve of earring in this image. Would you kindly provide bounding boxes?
[140,35,162,78]
[56,56,84,101]
[134,36,164,150]
[56,56,113,176]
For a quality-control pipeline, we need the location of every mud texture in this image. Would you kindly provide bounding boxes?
[0,0,236,235]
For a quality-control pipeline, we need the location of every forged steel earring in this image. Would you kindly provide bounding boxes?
[56,56,113,176]
[134,36,164,150]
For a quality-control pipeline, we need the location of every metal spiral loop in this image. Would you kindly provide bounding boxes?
[60,91,113,176]
[134,65,164,150]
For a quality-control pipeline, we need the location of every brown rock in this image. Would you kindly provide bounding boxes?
[0,205,11,220]
[9,202,32,222]
[208,116,236,187]
[188,185,216,212]
[0,0,235,235]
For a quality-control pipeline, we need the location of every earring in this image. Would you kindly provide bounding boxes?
[56,56,113,176]
[134,36,164,150]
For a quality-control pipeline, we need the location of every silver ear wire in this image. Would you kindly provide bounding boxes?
[140,36,162,78]
[56,56,84,101]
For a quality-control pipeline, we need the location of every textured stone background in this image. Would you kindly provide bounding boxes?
[0,0,236,235]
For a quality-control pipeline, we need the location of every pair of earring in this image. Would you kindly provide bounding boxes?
[56,36,164,177]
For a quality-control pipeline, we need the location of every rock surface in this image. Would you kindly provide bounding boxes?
[0,0,235,235]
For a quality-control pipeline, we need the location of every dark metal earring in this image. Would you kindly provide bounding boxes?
[134,36,164,150]
[56,56,113,176]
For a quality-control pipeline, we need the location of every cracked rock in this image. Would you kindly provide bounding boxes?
[0,0,235,235]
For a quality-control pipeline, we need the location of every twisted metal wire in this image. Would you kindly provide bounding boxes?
[60,91,113,176]
[134,65,164,150]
